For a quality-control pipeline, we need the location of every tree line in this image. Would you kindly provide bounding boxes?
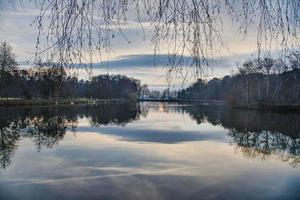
[177,55,300,106]
[0,42,141,100]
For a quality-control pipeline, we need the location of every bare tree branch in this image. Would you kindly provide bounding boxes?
[2,0,300,81]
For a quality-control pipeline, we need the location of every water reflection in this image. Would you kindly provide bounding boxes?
[0,103,300,170]
[0,103,142,169]
[183,105,300,167]
[0,121,20,169]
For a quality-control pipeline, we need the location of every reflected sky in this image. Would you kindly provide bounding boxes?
[0,103,299,200]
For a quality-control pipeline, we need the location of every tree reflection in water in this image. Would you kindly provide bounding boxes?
[0,121,20,169]
[0,103,142,168]
[0,103,299,169]
[224,111,300,167]
[182,105,300,167]
[86,103,142,127]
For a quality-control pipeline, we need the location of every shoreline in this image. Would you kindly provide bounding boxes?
[231,104,300,112]
[1,99,300,112]
[0,98,137,106]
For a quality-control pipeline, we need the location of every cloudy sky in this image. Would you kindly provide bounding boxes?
[0,3,280,90]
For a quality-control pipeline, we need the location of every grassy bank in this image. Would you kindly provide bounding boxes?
[0,98,137,106]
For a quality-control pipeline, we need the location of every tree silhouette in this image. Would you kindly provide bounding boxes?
[1,1,300,81]
[0,120,20,169]
[0,42,18,96]
[177,56,300,106]
[30,0,300,79]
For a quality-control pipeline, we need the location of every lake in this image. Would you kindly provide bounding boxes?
[0,102,299,200]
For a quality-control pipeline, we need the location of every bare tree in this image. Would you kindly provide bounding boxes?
[0,42,18,73]
[0,42,18,96]
[2,1,300,81]
[257,57,274,101]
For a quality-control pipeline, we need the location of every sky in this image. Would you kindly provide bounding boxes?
[0,3,281,90]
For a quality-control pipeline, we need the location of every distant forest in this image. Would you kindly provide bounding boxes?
[177,56,300,106]
[0,42,141,100]
[0,68,141,100]
[2,41,300,106]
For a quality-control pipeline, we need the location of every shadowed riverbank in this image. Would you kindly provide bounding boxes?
[2,99,300,113]
[0,98,137,106]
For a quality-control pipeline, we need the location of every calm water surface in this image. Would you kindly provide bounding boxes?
[0,103,299,200]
